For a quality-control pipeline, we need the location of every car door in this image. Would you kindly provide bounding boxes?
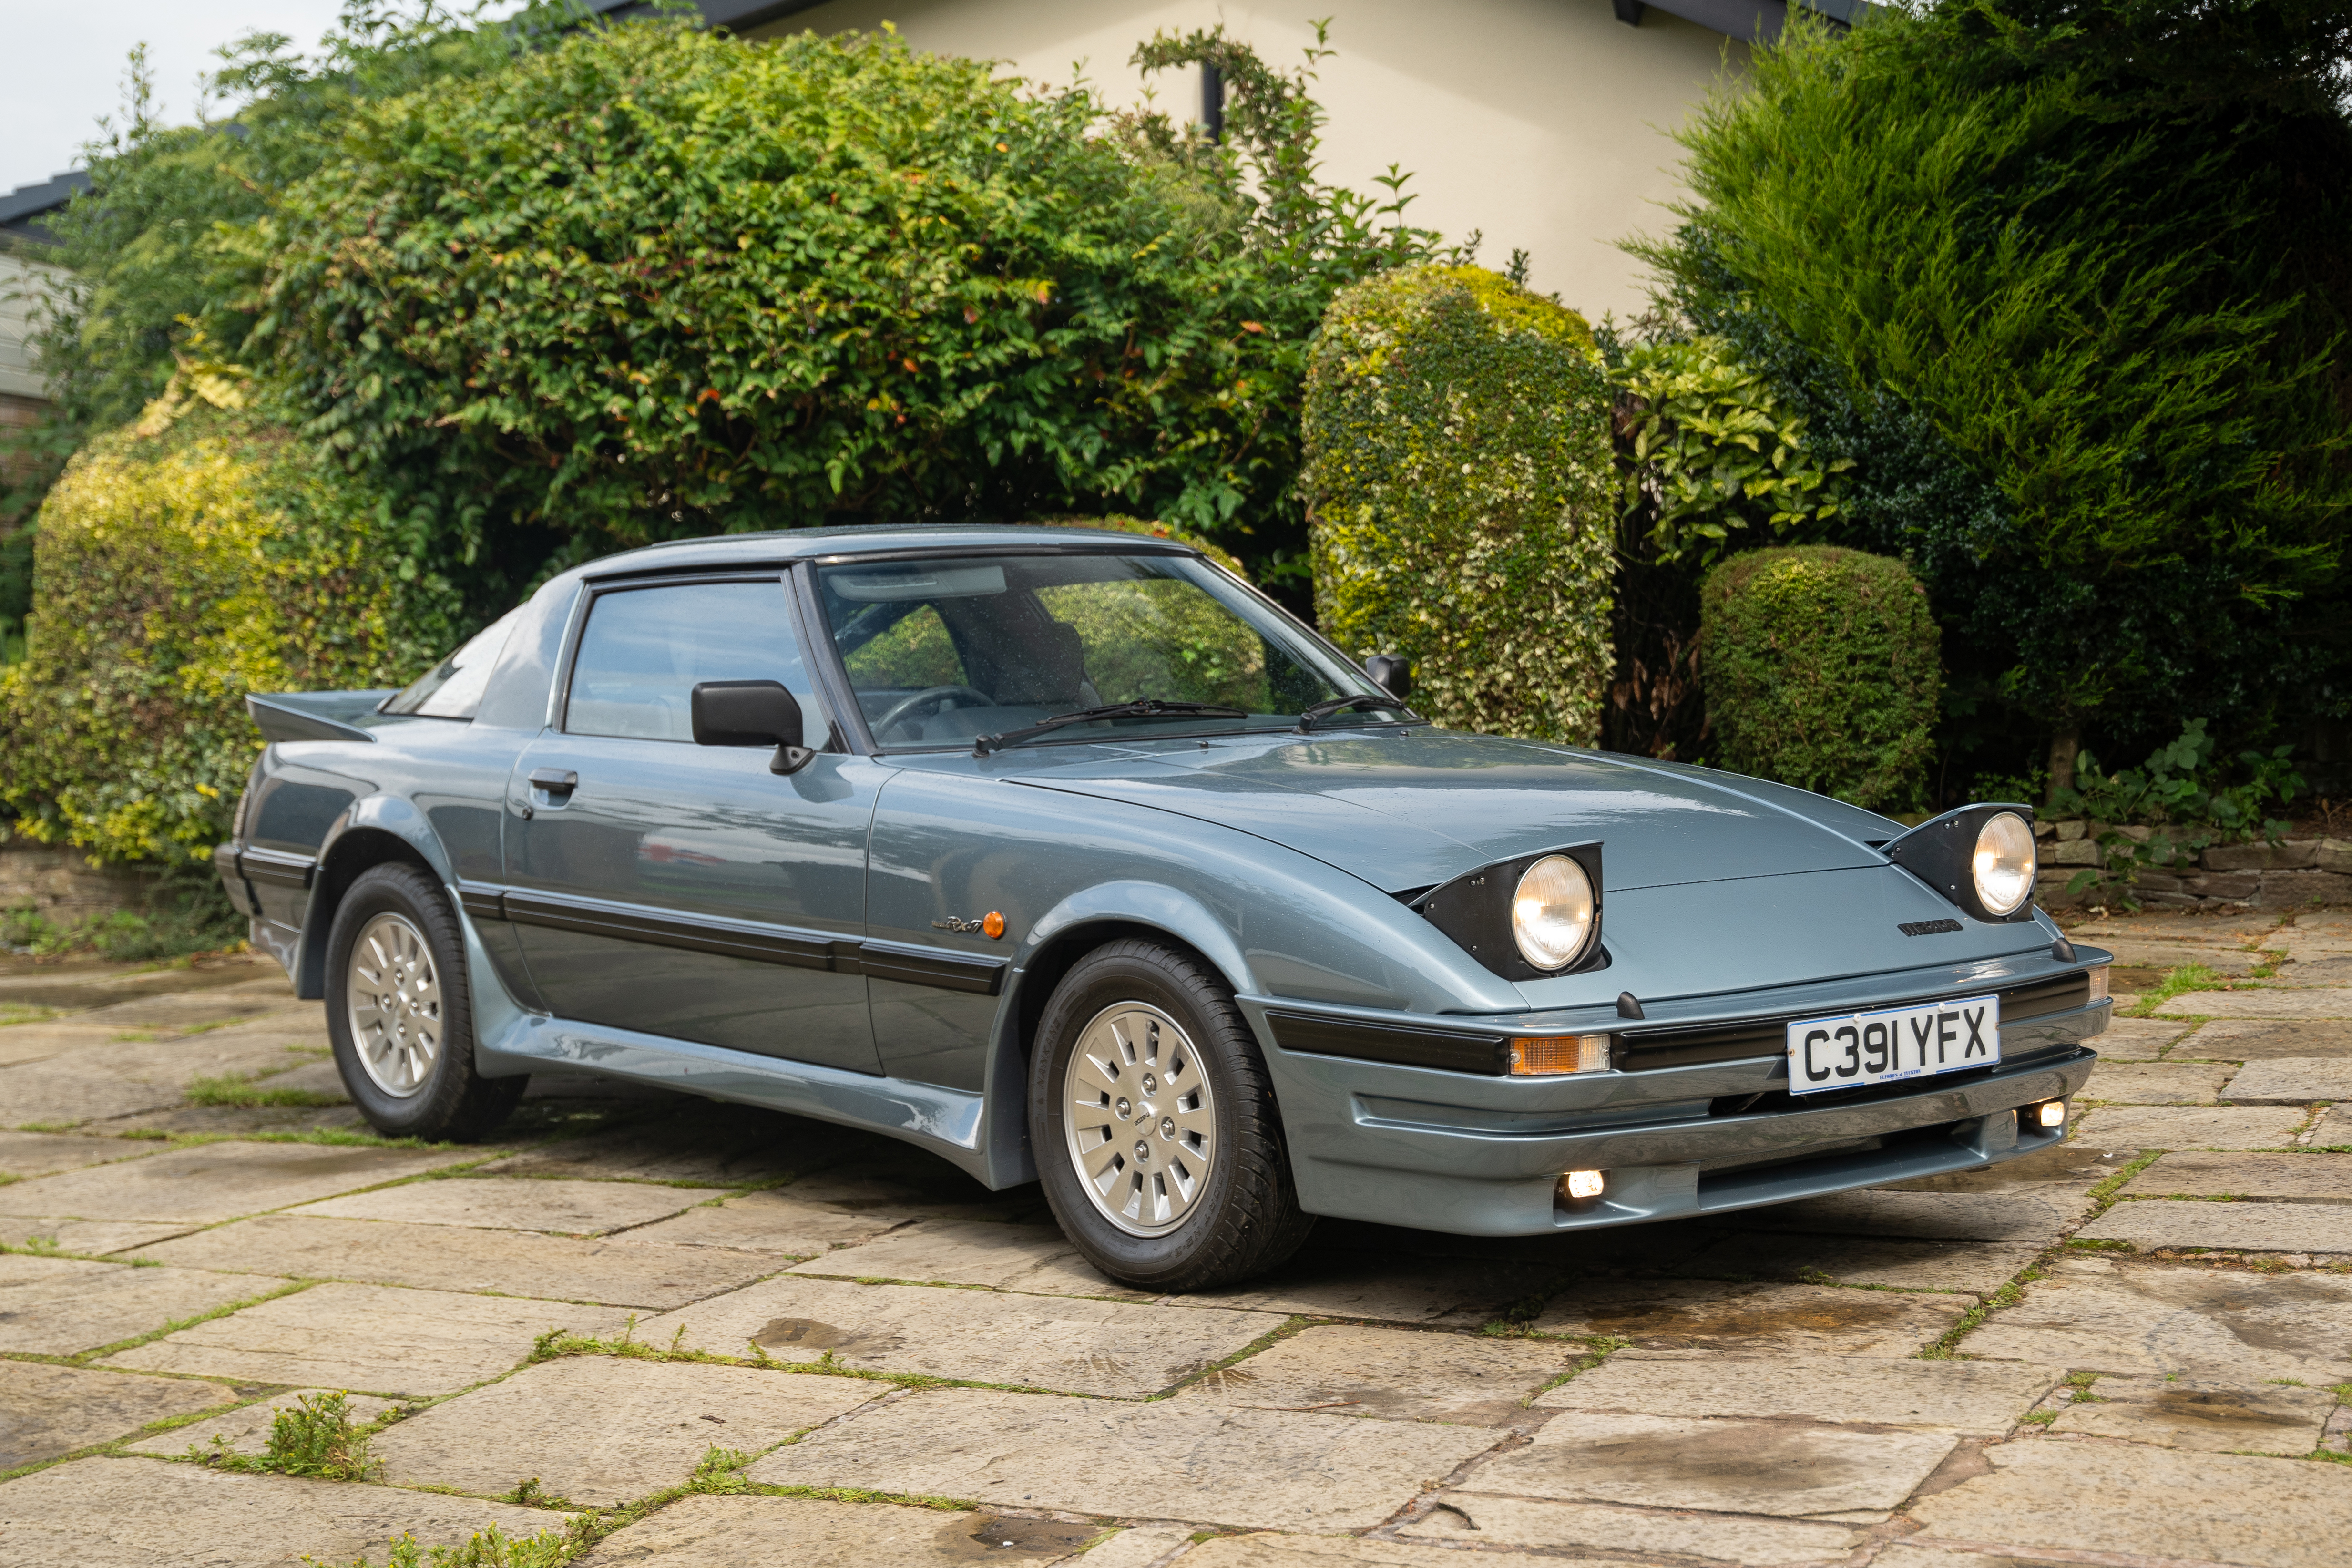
[501,572,890,1074]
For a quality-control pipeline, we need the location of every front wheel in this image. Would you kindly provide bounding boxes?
[325,863,524,1141]
[1030,939,1314,1291]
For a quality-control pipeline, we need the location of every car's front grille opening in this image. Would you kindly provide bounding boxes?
[1618,971,2093,1074]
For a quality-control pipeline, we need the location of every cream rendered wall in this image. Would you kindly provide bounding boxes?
[0,251,63,402]
[745,0,1745,321]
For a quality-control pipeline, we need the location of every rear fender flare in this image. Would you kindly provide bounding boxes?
[295,797,457,1000]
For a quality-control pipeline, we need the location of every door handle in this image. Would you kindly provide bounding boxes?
[528,769,579,795]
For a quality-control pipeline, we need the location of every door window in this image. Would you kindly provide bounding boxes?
[564,580,828,746]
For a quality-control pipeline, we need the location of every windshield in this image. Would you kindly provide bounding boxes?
[379,608,521,719]
[814,553,1405,749]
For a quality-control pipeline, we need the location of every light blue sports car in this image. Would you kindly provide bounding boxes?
[215,525,2108,1289]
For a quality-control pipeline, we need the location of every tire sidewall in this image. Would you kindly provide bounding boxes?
[326,865,476,1136]
[1030,947,1267,1284]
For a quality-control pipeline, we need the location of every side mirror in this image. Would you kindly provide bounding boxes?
[1364,654,1411,702]
[690,680,814,776]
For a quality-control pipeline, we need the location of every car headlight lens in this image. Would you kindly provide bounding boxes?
[1512,854,1595,971]
[1972,810,2036,917]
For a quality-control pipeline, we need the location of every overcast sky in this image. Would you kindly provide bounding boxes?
[3,2,521,198]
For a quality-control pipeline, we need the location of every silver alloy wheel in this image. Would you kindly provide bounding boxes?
[1062,1001,1218,1237]
[345,911,443,1098]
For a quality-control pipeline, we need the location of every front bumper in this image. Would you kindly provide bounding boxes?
[1243,989,2105,1237]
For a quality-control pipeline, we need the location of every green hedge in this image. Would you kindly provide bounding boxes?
[1699,546,1941,809]
[0,384,458,862]
[1301,265,1615,742]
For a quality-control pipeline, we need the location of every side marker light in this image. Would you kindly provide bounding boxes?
[2086,968,2108,1003]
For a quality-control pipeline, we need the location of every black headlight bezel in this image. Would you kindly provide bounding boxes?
[1882,803,2040,923]
[1412,842,1607,982]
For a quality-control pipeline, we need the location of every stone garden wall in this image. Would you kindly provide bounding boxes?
[2033,819,2352,911]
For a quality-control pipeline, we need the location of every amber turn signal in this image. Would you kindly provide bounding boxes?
[2086,967,2108,1003]
[982,911,1005,939]
[1510,1033,1610,1076]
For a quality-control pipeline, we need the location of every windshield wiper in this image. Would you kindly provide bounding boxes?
[973,700,1249,756]
[1295,693,1413,732]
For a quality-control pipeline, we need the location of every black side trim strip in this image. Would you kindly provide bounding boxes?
[1267,1010,1510,1076]
[457,885,508,922]
[857,939,1006,996]
[239,847,317,891]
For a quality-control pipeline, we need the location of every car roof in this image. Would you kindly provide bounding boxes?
[567,523,1200,584]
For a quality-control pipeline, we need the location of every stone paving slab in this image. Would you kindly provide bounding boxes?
[90,1102,371,1139]
[478,1104,873,1188]
[121,1390,402,1458]
[2161,989,2352,1019]
[2313,1105,2352,1147]
[1177,1251,1575,1328]
[2227,1057,2352,1102]
[2094,939,2263,973]
[1172,1323,1575,1425]
[293,1176,706,1235]
[0,1059,185,1125]
[0,1025,140,1068]
[1462,1409,1956,1518]
[1702,1188,2089,1243]
[1960,1255,2352,1380]
[371,1354,885,1505]
[2085,1061,2231,1103]
[1537,1350,2062,1437]
[0,1253,292,1355]
[1904,1435,2352,1568]
[1534,1279,1970,1354]
[2072,1104,2310,1149]
[2181,1019,2352,1058]
[2084,1016,2193,1060]
[1671,1232,2043,1296]
[2076,1197,2352,1253]
[611,1187,909,1256]
[102,1281,633,1396]
[0,1455,563,1567]
[2046,1375,2338,1454]
[572,1494,1112,1567]
[0,1139,470,1223]
[1185,1537,1581,1568]
[67,992,292,1033]
[0,1130,154,1177]
[1880,1141,2132,1193]
[131,1214,777,1311]
[0,1362,232,1469]
[0,1217,193,1255]
[784,1220,1135,1298]
[2124,1151,2352,1200]
[639,1274,1271,1397]
[746,1386,1496,1532]
[1397,1494,1869,1564]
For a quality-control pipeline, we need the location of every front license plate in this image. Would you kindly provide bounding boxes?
[1786,994,2000,1095]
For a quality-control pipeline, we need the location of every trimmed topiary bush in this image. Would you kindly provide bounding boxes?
[1699,545,1941,809]
[1302,264,1615,743]
[0,382,460,862]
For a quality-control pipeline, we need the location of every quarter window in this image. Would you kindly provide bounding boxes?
[565,580,828,746]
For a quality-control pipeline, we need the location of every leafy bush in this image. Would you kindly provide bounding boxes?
[2053,718,2305,896]
[255,19,1442,602]
[1699,546,1941,809]
[1636,7,2352,789]
[0,383,457,861]
[1302,265,1615,742]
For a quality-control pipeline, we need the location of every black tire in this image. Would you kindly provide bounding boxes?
[1030,939,1314,1291]
[325,863,524,1141]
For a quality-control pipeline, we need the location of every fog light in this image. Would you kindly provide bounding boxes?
[2034,1100,2067,1130]
[1511,1034,1610,1076]
[2086,967,2109,1003]
[1563,1169,1605,1200]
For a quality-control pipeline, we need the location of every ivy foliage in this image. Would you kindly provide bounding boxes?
[0,386,457,862]
[1635,6,2352,774]
[1611,335,1852,565]
[1699,546,1942,810]
[256,17,1443,601]
[1303,265,1615,743]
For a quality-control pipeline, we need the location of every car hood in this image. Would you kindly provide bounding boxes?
[1010,729,1901,895]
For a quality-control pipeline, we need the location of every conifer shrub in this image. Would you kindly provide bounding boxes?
[0,383,457,861]
[1302,265,1614,742]
[1699,545,1941,809]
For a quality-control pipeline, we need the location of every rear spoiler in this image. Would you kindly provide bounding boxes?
[246,690,401,745]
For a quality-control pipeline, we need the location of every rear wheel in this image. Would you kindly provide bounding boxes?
[326,863,523,1141]
[1031,939,1314,1291]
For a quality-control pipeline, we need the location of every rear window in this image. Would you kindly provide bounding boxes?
[380,608,522,720]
